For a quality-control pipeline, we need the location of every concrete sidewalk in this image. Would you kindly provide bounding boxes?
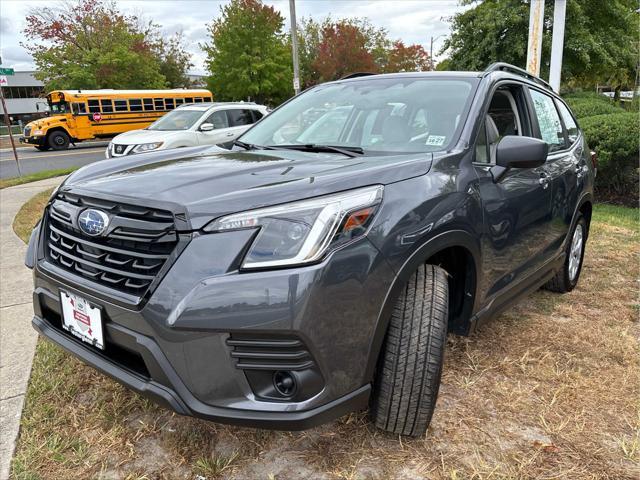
[0,177,65,480]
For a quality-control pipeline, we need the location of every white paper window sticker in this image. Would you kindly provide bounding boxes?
[426,135,446,146]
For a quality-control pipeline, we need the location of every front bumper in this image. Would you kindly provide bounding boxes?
[30,224,395,429]
[19,135,45,146]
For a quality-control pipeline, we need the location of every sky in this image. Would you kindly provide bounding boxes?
[0,0,463,75]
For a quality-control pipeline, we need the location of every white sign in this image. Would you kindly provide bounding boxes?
[0,76,7,87]
[293,78,300,91]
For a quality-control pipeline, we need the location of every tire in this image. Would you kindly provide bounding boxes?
[544,214,587,293]
[371,264,449,437]
[35,145,49,151]
[47,130,70,150]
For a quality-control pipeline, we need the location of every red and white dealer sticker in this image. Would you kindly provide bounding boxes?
[60,291,104,350]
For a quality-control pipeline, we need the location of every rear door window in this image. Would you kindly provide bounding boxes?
[529,89,566,152]
[556,101,579,145]
[227,109,254,127]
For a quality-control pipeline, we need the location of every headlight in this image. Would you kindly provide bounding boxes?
[33,129,44,136]
[205,185,383,269]
[132,142,163,153]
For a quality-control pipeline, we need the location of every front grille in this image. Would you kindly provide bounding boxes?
[24,126,32,137]
[226,335,315,371]
[44,192,178,297]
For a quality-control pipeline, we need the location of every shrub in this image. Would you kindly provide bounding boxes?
[565,95,623,119]
[580,112,639,198]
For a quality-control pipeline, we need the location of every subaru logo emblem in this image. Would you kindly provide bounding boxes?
[78,209,109,236]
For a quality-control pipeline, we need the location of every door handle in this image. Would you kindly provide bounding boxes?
[225,132,234,137]
[538,173,550,190]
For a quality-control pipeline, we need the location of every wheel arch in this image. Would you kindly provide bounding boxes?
[365,229,481,381]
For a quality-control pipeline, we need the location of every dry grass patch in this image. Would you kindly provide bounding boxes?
[12,188,54,243]
[11,201,640,480]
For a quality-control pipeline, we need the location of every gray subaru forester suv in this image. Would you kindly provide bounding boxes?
[27,63,594,437]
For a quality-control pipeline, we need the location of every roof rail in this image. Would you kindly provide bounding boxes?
[339,72,377,80]
[483,62,552,91]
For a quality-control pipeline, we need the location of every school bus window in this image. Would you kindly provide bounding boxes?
[71,103,87,115]
[143,98,154,110]
[114,99,128,112]
[129,99,143,111]
[165,98,175,110]
[154,98,164,110]
[205,96,212,102]
[100,99,113,112]
[88,100,100,113]
[175,98,184,105]
[194,97,203,103]
[185,97,193,103]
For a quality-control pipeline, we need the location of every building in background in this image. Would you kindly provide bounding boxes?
[0,71,47,125]
[187,74,207,87]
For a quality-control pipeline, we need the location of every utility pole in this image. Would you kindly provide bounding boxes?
[549,0,567,92]
[526,0,545,76]
[0,72,21,176]
[429,35,443,71]
[289,0,300,95]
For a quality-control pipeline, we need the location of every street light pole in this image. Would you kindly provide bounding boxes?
[549,0,567,92]
[429,35,444,71]
[0,86,21,176]
[526,0,545,76]
[289,0,301,95]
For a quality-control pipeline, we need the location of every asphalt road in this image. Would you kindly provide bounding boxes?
[0,141,109,179]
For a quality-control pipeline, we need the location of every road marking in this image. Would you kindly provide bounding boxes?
[0,148,106,161]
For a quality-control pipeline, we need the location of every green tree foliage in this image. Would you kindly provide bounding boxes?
[442,0,638,91]
[202,0,292,105]
[154,33,194,88]
[22,0,190,90]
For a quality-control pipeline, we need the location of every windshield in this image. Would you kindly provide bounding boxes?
[148,109,203,131]
[240,77,477,154]
[48,101,69,114]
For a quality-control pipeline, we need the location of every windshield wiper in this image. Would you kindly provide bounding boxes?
[233,140,278,151]
[272,144,364,158]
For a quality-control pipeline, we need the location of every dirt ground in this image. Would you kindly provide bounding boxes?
[11,205,640,480]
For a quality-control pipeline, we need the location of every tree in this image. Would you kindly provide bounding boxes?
[441,0,638,92]
[382,41,432,73]
[312,20,379,82]
[202,0,292,105]
[22,0,169,89]
[154,32,194,88]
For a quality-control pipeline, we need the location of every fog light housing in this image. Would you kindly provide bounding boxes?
[273,370,297,397]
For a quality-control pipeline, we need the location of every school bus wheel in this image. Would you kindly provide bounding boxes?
[47,130,70,150]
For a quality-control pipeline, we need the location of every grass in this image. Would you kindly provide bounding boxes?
[10,200,640,479]
[12,188,53,243]
[0,168,77,189]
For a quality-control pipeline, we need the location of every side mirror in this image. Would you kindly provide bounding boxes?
[496,135,548,169]
[491,136,549,182]
[199,123,214,132]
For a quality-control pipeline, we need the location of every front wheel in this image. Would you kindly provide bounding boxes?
[47,131,70,150]
[544,214,587,293]
[371,264,449,437]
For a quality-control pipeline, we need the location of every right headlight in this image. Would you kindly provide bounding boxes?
[204,185,384,269]
[132,142,163,153]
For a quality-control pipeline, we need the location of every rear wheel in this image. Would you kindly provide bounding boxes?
[371,264,449,437]
[47,130,70,150]
[544,214,587,293]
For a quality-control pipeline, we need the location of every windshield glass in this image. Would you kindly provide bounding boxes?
[148,109,203,131]
[48,101,69,114]
[240,77,477,153]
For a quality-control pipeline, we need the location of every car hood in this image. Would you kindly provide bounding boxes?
[63,146,432,230]
[112,129,189,145]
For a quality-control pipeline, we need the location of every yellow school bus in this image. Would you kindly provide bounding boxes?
[20,89,213,150]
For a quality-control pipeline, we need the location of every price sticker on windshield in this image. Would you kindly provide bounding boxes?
[426,135,446,146]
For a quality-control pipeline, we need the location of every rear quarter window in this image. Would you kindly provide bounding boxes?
[529,89,566,152]
[556,101,579,145]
